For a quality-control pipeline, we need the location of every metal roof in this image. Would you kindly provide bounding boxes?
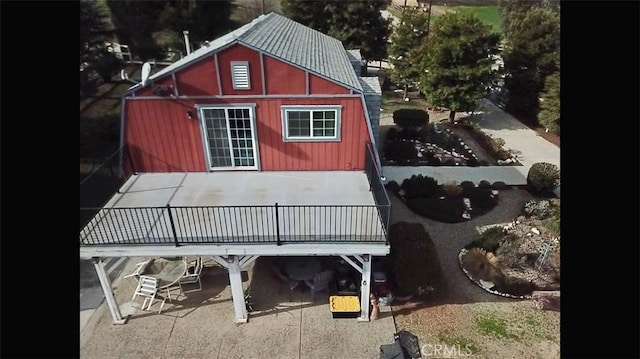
[147,12,362,91]
[358,77,382,95]
[347,49,362,62]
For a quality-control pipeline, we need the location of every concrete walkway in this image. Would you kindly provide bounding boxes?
[382,99,560,191]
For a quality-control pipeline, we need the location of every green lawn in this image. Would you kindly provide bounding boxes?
[452,5,501,33]
[387,4,501,34]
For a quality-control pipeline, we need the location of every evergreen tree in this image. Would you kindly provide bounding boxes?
[419,12,501,123]
[326,0,390,62]
[106,0,167,59]
[80,0,110,61]
[281,0,331,33]
[387,7,430,99]
[502,7,559,116]
[159,0,235,44]
[538,71,560,135]
[80,0,121,85]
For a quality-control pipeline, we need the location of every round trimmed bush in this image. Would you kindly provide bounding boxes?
[527,162,560,196]
[478,180,493,189]
[460,181,475,193]
[393,109,429,130]
[401,174,439,199]
[406,197,466,223]
[492,181,508,190]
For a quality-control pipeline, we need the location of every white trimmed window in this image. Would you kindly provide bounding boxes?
[281,106,342,141]
[230,61,250,90]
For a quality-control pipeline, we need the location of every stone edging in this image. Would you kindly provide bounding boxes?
[458,248,532,300]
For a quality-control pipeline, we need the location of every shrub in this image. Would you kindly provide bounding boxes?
[466,226,506,252]
[384,141,418,163]
[493,276,536,297]
[460,181,475,192]
[406,197,466,223]
[540,198,560,236]
[527,162,560,196]
[492,181,508,190]
[393,109,429,130]
[478,180,493,189]
[461,248,503,282]
[479,160,489,166]
[467,187,498,212]
[442,182,463,198]
[467,157,480,167]
[93,52,123,83]
[388,222,443,295]
[495,238,521,267]
[523,200,550,218]
[401,174,439,199]
[493,137,506,149]
[385,180,401,195]
[423,152,442,166]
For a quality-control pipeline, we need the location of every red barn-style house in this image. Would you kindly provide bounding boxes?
[80,12,389,324]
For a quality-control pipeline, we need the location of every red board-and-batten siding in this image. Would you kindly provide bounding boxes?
[125,43,369,172]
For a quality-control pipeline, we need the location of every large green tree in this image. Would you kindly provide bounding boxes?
[501,7,559,116]
[325,0,390,61]
[159,0,235,44]
[106,0,167,59]
[281,0,389,62]
[387,7,430,99]
[107,0,235,60]
[80,0,121,85]
[419,12,501,122]
[538,71,560,135]
[280,0,331,33]
[80,0,110,61]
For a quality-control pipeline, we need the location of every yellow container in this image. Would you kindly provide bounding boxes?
[330,296,360,318]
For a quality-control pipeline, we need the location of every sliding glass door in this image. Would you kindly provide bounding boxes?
[199,106,258,170]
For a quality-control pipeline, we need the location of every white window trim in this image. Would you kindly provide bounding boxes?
[230,61,251,90]
[197,104,260,171]
[281,105,342,142]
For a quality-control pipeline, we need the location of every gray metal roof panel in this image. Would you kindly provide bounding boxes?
[239,13,362,90]
[347,49,362,61]
[146,12,362,91]
[359,77,382,95]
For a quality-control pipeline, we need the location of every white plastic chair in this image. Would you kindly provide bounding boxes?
[123,258,154,290]
[179,257,203,294]
[132,275,165,313]
[304,270,334,301]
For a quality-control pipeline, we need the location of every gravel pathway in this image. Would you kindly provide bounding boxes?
[388,187,534,303]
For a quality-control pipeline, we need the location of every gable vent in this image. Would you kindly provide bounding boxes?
[231,62,250,90]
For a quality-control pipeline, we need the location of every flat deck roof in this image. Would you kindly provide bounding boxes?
[80,172,388,251]
[107,171,377,207]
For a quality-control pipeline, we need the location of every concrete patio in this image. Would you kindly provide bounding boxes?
[80,256,397,359]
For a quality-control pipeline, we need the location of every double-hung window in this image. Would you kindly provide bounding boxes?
[281,106,342,141]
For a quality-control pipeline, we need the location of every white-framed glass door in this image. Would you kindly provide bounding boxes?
[199,106,259,170]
